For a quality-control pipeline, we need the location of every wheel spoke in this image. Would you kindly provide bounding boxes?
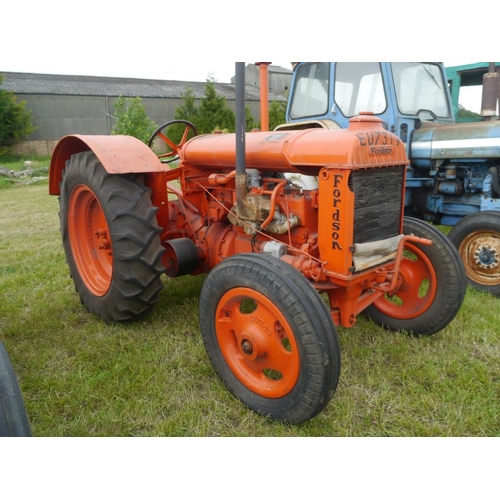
[180,126,192,146]
[157,132,177,154]
[147,120,197,163]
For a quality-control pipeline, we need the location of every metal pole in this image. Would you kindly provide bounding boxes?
[255,62,271,131]
[235,62,247,214]
[235,62,246,174]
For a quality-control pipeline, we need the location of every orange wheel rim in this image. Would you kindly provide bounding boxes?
[68,185,113,296]
[458,229,500,286]
[215,287,300,398]
[373,243,437,319]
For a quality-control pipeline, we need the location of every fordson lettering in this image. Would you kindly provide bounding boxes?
[370,145,393,155]
[332,174,343,250]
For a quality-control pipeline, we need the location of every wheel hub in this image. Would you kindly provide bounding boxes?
[68,185,113,296]
[241,339,254,355]
[95,228,111,250]
[460,232,500,285]
[474,243,499,270]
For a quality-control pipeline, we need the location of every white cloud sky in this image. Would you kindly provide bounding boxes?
[3,1,495,112]
[4,1,493,80]
[2,1,294,82]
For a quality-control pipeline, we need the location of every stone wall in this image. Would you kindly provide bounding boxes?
[11,140,59,156]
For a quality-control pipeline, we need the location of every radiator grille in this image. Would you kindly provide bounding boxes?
[350,166,405,245]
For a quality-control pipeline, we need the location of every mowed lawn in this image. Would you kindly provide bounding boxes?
[1,182,499,437]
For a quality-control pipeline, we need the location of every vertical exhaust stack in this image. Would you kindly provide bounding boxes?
[481,62,500,120]
[255,62,271,132]
[235,62,246,176]
[232,62,276,231]
[235,62,247,214]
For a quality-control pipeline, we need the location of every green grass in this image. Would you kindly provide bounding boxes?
[1,182,499,437]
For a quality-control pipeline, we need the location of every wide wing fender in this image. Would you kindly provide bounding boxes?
[49,134,166,195]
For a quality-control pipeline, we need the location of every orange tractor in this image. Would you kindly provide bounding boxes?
[49,63,466,424]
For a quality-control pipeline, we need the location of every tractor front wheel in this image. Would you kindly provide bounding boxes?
[448,211,500,296]
[59,151,165,322]
[364,217,466,336]
[198,253,341,424]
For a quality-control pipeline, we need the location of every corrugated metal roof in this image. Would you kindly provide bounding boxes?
[0,71,285,101]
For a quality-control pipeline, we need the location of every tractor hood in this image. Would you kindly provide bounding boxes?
[182,114,409,176]
[410,120,500,161]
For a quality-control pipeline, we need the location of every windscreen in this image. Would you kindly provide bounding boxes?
[289,62,330,119]
[391,62,452,119]
[289,62,452,121]
[334,62,386,116]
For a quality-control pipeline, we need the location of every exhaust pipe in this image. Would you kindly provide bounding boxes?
[255,62,271,132]
[481,63,499,120]
[235,62,247,214]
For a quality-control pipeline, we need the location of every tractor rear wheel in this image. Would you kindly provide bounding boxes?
[198,253,341,424]
[364,217,466,336]
[59,151,165,322]
[448,211,500,296]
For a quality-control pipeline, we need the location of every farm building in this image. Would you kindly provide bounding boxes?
[0,64,292,155]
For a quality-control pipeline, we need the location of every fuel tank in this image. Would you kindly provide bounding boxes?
[410,120,500,163]
[181,114,409,175]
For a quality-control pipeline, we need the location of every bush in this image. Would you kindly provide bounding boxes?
[111,96,157,144]
[0,75,37,152]
[268,100,287,130]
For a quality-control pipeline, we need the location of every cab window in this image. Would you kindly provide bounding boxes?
[334,63,387,116]
[391,62,452,118]
[289,63,330,119]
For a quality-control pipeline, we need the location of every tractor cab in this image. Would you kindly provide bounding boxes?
[283,62,455,146]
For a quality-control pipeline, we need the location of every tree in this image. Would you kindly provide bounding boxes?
[245,106,257,131]
[111,96,157,144]
[0,75,36,151]
[167,85,200,144]
[171,77,258,143]
[268,100,287,131]
[197,76,235,134]
[457,104,481,121]
[174,85,199,123]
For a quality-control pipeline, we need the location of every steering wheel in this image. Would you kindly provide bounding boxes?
[148,120,197,163]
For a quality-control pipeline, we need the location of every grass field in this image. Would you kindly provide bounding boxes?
[1,181,499,437]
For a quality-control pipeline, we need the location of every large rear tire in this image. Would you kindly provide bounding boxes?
[364,217,466,336]
[59,151,165,322]
[448,211,500,296]
[198,253,341,424]
[0,341,31,437]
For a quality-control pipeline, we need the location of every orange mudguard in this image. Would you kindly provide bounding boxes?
[49,134,166,195]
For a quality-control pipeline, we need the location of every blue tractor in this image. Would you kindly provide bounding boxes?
[277,62,500,296]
